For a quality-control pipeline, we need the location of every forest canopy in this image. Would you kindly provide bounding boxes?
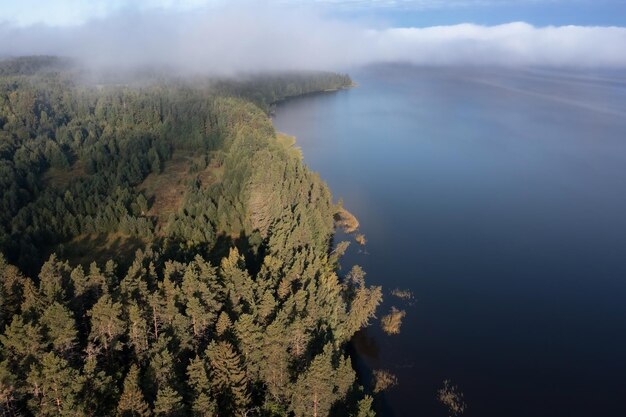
[0,56,380,417]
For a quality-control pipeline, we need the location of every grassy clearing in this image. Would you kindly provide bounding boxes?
[138,151,221,229]
[138,153,190,227]
[197,157,224,186]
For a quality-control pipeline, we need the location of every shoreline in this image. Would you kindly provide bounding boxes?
[269,82,356,115]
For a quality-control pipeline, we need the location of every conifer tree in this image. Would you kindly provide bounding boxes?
[70,265,88,298]
[181,264,221,344]
[83,345,118,416]
[288,319,309,359]
[344,279,382,340]
[215,311,232,337]
[0,315,45,369]
[0,359,20,416]
[233,314,263,378]
[40,302,77,355]
[19,278,44,320]
[147,339,176,393]
[257,290,276,322]
[186,356,217,417]
[355,396,376,417]
[26,352,84,417]
[88,293,126,352]
[220,249,255,311]
[154,386,183,417]
[117,364,151,417]
[0,255,25,328]
[206,341,250,415]
[260,316,290,403]
[290,345,350,417]
[128,302,150,360]
[38,255,71,306]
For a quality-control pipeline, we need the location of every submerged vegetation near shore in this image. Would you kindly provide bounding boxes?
[391,288,414,300]
[381,306,407,335]
[372,369,399,393]
[438,380,467,417]
[0,56,380,417]
[335,206,360,233]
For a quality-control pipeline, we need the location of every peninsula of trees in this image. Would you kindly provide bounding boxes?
[0,57,380,417]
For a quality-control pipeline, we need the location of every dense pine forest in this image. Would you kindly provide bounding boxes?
[0,57,380,416]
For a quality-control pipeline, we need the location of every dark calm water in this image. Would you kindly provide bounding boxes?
[273,65,626,417]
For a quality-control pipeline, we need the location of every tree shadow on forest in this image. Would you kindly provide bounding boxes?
[53,233,146,271]
[206,231,265,275]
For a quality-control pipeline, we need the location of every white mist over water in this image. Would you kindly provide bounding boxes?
[1,3,626,74]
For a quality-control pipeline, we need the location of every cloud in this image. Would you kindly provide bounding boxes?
[0,0,576,27]
[365,22,626,67]
[0,6,625,73]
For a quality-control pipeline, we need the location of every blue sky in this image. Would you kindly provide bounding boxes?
[1,0,625,27]
[335,1,626,27]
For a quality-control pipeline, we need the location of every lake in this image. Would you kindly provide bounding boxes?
[273,65,626,417]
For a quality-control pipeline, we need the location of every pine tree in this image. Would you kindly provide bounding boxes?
[206,341,250,415]
[88,293,126,352]
[220,248,255,311]
[117,364,151,417]
[186,357,217,417]
[153,386,183,417]
[344,283,382,340]
[0,255,25,329]
[38,255,71,306]
[88,261,111,296]
[288,319,309,359]
[335,354,356,403]
[26,352,84,417]
[19,278,44,320]
[290,345,342,417]
[40,302,77,354]
[82,344,118,416]
[147,339,176,393]
[70,265,90,315]
[259,316,290,403]
[128,302,150,360]
[233,314,263,378]
[181,264,221,345]
[70,265,88,298]
[257,290,276,322]
[0,359,20,416]
[355,395,376,417]
[215,311,232,337]
[0,315,45,369]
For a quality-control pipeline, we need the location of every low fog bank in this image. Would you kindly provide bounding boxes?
[1,6,626,74]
